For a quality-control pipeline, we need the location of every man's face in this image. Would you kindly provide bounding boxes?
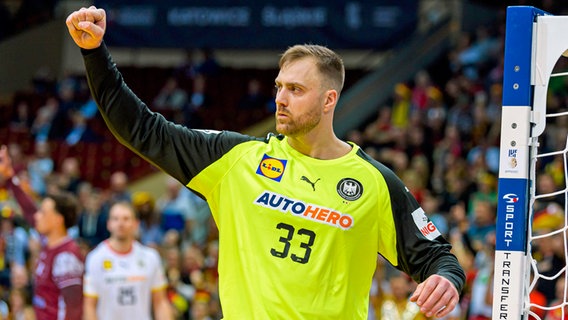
[107,204,138,241]
[274,57,327,137]
[34,198,62,235]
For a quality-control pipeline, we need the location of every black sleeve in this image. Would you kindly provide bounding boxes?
[385,170,466,293]
[81,43,260,185]
[354,153,464,294]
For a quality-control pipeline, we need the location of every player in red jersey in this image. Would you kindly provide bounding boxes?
[0,145,84,320]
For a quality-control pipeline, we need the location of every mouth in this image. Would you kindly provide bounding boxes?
[276,111,290,119]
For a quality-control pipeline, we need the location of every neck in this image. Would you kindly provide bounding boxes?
[108,237,134,253]
[287,132,351,159]
[45,230,68,248]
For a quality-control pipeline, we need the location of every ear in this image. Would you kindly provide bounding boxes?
[323,89,338,113]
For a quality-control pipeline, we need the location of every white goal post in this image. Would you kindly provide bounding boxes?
[493,6,568,320]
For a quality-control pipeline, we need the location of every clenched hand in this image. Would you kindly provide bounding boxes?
[66,6,106,49]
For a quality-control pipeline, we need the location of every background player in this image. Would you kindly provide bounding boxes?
[0,145,84,320]
[83,201,172,320]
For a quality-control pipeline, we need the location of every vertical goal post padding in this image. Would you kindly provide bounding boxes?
[494,5,568,319]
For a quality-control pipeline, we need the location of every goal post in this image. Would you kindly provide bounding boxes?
[493,6,568,319]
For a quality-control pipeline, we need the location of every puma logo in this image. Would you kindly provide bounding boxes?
[300,176,321,191]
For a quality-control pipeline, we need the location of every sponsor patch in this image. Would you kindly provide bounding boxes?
[254,191,354,230]
[411,208,441,240]
[256,154,287,182]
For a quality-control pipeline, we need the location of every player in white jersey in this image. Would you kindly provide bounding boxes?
[83,201,173,320]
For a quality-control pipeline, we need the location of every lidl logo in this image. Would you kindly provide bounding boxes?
[256,154,287,182]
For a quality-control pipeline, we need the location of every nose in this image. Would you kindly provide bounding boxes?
[275,88,287,108]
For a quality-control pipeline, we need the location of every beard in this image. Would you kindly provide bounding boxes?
[275,106,322,137]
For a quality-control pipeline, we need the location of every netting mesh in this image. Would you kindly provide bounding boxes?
[527,56,568,319]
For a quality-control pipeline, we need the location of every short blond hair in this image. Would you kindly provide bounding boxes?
[279,44,345,94]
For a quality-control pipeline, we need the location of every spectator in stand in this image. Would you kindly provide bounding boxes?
[165,266,191,319]
[535,172,565,211]
[405,115,434,168]
[401,168,427,206]
[184,75,210,128]
[411,70,434,112]
[185,191,212,249]
[390,83,412,129]
[9,101,33,132]
[31,96,59,143]
[431,126,467,202]
[421,191,449,239]
[424,87,447,145]
[77,188,109,249]
[10,258,32,294]
[64,109,102,145]
[237,78,269,126]
[153,77,188,125]
[363,106,400,151]
[533,210,566,304]
[446,88,474,141]
[132,191,163,248]
[0,206,29,287]
[191,296,214,320]
[467,232,495,320]
[27,141,54,197]
[153,77,189,112]
[464,200,496,253]
[180,245,204,286]
[101,171,131,214]
[467,172,497,217]
[157,177,193,235]
[450,26,500,82]
[49,80,79,141]
[56,157,83,194]
[378,273,426,319]
[9,287,36,320]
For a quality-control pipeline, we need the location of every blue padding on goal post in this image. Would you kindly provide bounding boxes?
[496,6,549,254]
[495,178,528,251]
[493,6,553,318]
[502,6,546,107]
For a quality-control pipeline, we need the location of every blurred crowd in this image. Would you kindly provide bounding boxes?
[2,2,568,320]
[360,4,568,320]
